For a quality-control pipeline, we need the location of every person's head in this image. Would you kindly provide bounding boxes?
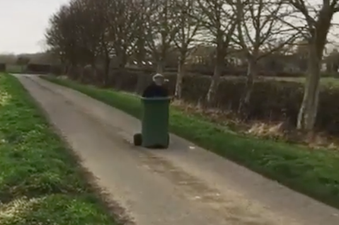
[152,73,165,86]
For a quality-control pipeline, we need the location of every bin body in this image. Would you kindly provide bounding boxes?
[141,97,170,148]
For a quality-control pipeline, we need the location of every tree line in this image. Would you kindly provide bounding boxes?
[45,0,339,133]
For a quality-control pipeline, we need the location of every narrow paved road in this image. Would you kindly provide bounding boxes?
[16,74,339,225]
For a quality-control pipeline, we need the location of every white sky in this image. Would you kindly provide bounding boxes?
[0,0,339,55]
[0,0,70,54]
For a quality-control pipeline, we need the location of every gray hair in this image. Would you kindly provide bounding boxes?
[152,73,164,81]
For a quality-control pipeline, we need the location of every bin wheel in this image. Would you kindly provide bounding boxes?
[164,134,170,148]
[133,133,142,146]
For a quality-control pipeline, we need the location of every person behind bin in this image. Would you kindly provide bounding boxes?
[142,73,169,98]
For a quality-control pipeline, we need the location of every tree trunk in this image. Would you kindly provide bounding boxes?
[238,58,256,117]
[63,64,68,76]
[79,65,85,82]
[207,35,225,103]
[206,60,222,103]
[175,56,185,99]
[103,53,111,86]
[90,63,98,85]
[135,52,146,94]
[297,49,321,132]
[117,54,127,69]
[296,4,333,133]
[156,60,164,73]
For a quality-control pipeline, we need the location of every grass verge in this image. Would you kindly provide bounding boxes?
[0,74,117,225]
[43,76,339,209]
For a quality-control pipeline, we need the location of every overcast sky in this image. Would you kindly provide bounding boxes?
[1,0,339,55]
[0,0,70,54]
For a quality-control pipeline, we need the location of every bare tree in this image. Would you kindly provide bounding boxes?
[85,0,114,82]
[132,0,151,66]
[45,4,81,72]
[145,0,179,73]
[45,1,97,65]
[173,0,202,98]
[196,0,237,103]
[233,0,298,115]
[65,0,114,83]
[284,0,339,132]
[45,0,122,82]
[105,0,140,69]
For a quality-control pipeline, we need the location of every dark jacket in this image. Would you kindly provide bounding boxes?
[142,82,169,98]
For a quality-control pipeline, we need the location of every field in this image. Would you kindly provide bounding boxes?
[0,74,117,225]
[44,75,339,210]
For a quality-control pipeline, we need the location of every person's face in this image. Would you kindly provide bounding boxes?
[154,77,164,86]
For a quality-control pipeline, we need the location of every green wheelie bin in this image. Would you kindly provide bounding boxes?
[133,97,171,148]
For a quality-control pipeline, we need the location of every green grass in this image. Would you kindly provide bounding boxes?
[0,74,117,225]
[43,75,339,209]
